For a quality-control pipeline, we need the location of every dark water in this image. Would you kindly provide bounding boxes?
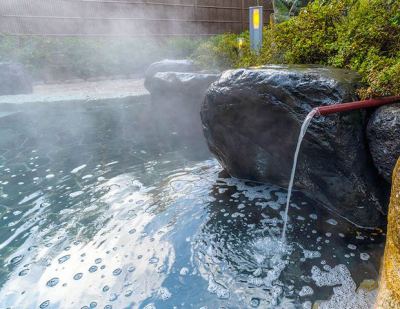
[0,99,385,308]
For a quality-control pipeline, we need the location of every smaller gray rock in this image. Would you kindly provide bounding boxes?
[367,104,400,182]
[145,71,219,97]
[145,59,198,80]
[0,62,32,95]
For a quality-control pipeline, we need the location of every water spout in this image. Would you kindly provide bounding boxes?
[281,108,318,242]
[281,95,400,242]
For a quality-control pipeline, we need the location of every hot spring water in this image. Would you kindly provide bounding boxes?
[0,101,385,308]
[281,109,318,242]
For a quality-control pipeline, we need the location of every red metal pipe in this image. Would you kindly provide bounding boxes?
[315,95,400,116]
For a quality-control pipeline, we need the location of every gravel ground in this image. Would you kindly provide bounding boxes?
[0,78,149,105]
[34,78,148,96]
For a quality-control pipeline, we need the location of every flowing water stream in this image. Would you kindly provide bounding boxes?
[282,109,318,241]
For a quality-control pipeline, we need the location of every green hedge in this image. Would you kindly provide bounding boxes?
[0,36,202,82]
[192,0,400,98]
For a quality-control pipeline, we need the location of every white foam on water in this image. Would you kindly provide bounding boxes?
[156,287,171,301]
[311,264,377,309]
[326,219,338,226]
[360,253,370,261]
[303,249,321,259]
[69,191,84,198]
[299,286,314,297]
[207,276,230,299]
[179,267,189,276]
[70,164,87,174]
[347,244,357,250]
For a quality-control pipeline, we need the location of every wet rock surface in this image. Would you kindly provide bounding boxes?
[145,71,219,98]
[201,65,387,227]
[0,62,32,95]
[144,59,198,80]
[367,104,400,183]
[144,60,220,133]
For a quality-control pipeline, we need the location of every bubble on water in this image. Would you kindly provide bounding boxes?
[46,277,59,287]
[309,214,318,220]
[299,286,314,297]
[19,268,29,276]
[104,305,112,309]
[71,165,87,174]
[89,302,97,308]
[10,255,23,265]
[128,266,136,273]
[112,268,122,276]
[128,228,136,234]
[125,290,133,297]
[95,258,102,264]
[73,273,83,280]
[109,293,118,302]
[179,267,189,276]
[347,244,357,250]
[39,300,50,308]
[70,191,84,198]
[238,203,245,209]
[250,298,260,307]
[360,253,370,261]
[89,266,98,273]
[58,255,71,264]
[149,257,159,264]
[45,174,55,179]
[326,219,338,226]
[103,285,110,292]
[143,304,156,309]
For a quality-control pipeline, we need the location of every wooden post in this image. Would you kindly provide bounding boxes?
[241,0,246,32]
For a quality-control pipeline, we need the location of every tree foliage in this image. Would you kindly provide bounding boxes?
[192,0,400,98]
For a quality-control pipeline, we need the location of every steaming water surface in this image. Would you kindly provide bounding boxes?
[0,99,385,308]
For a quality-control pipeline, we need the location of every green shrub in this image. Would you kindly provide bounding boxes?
[192,0,400,98]
[0,36,203,82]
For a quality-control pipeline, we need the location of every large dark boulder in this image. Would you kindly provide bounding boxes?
[0,62,32,95]
[367,104,400,183]
[201,65,387,228]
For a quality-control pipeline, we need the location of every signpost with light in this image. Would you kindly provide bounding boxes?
[249,6,263,53]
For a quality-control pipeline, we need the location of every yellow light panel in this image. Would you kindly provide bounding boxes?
[253,9,260,30]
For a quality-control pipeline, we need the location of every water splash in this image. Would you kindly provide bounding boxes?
[281,109,318,241]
